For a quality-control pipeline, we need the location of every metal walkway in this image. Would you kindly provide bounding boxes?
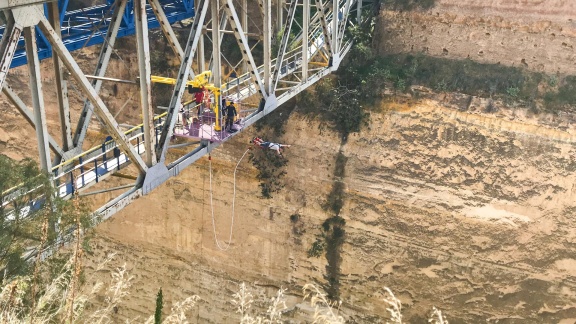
[0,0,194,68]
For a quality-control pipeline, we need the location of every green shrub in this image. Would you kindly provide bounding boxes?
[548,75,558,87]
[307,238,326,258]
[506,86,520,98]
[249,149,288,199]
[381,0,436,10]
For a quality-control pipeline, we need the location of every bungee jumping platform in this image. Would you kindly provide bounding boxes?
[172,109,245,142]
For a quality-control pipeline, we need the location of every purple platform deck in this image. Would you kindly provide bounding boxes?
[172,109,244,142]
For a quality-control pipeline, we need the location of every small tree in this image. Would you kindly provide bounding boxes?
[155,288,163,324]
[0,155,93,322]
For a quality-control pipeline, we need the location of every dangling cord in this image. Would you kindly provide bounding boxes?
[209,148,251,251]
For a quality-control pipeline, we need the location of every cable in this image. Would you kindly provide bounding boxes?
[208,148,251,251]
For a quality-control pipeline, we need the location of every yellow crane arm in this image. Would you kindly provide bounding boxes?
[150,71,212,87]
[152,70,227,131]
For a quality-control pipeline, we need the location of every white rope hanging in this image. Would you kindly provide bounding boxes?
[208,148,251,251]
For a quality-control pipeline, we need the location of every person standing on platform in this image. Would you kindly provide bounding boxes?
[195,86,205,120]
[223,101,238,132]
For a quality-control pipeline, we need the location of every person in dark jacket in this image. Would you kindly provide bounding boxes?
[223,101,238,132]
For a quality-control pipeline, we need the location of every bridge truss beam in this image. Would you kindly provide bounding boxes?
[0,0,370,255]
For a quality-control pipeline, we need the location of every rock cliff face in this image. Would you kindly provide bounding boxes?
[3,1,576,321]
[84,96,576,322]
[374,0,576,75]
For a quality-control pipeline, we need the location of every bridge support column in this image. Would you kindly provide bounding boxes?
[212,0,223,131]
[241,0,248,74]
[263,0,272,94]
[271,0,297,91]
[302,0,309,80]
[48,1,72,154]
[333,0,338,54]
[24,26,51,172]
[0,16,22,93]
[196,0,205,72]
[276,0,283,34]
[135,0,156,166]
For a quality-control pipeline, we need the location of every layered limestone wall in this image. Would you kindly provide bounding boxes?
[3,2,576,320]
[84,97,576,322]
[374,0,576,75]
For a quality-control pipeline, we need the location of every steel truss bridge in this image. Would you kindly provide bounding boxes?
[0,0,372,236]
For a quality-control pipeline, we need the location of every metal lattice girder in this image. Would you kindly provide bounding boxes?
[37,15,149,174]
[0,0,363,262]
[313,0,333,59]
[332,0,338,53]
[263,0,272,94]
[156,0,209,163]
[302,0,309,79]
[210,0,223,129]
[149,0,184,62]
[272,0,298,92]
[134,0,156,166]
[24,26,51,172]
[241,0,248,74]
[73,0,127,150]
[223,0,268,99]
[48,1,72,152]
[207,7,227,73]
[0,19,22,91]
[337,0,352,51]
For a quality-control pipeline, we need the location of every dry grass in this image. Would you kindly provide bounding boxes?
[2,258,448,323]
[383,287,403,324]
[232,282,288,323]
[429,306,449,324]
[302,283,344,324]
[0,253,199,323]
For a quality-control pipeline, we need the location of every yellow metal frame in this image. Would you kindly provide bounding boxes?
[152,71,226,130]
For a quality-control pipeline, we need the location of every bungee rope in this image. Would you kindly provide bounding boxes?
[208,148,251,251]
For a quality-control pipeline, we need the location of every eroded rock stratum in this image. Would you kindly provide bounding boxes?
[18,1,574,322]
[375,0,576,75]
[84,97,576,322]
